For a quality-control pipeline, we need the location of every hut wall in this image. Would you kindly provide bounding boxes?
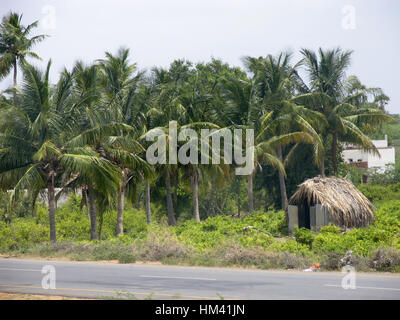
[310,206,316,228]
[288,204,336,232]
[288,205,298,233]
[315,204,324,227]
[315,204,331,228]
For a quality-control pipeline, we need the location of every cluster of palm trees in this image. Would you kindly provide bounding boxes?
[0,12,392,242]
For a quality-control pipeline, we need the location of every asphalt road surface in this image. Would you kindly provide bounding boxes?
[0,258,399,299]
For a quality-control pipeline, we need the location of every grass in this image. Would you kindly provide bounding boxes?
[0,195,399,273]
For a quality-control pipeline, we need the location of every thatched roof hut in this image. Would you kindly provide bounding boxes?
[289,176,374,228]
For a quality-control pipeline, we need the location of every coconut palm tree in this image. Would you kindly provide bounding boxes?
[223,55,324,212]
[69,53,151,238]
[97,48,153,236]
[134,83,159,224]
[297,47,393,176]
[68,60,109,240]
[219,75,273,212]
[0,61,121,242]
[247,52,326,210]
[141,63,191,225]
[178,68,229,221]
[0,12,47,104]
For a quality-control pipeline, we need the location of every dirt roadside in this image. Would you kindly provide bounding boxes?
[0,292,91,300]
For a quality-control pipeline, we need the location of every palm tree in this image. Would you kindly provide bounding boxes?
[0,12,47,104]
[141,63,191,225]
[220,75,282,212]
[68,60,107,240]
[178,68,228,221]
[227,53,324,211]
[0,61,120,242]
[97,48,152,236]
[134,83,158,224]
[297,48,393,176]
[68,53,151,238]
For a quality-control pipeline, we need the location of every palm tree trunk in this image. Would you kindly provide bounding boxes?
[145,181,152,224]
[320,154,326,177]
[277,145,288,211]
[116,171,127,236]
[82,187,90,218]
[173,170,178,205]
[165,169,176,226]
[47,175,56,243]
[192,169,200,222]
[98,211,104,240]
[247,174,254,213]
[332,132,338,176]
[88,186,98,240]
[116,185,125,236]
[13,60,17,106]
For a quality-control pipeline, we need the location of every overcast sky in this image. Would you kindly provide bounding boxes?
[1,0,399,113]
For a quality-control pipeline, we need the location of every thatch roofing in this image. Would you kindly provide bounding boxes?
[289,176,374,228]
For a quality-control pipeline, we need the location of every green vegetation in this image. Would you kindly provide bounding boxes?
[0,12,399,273]
[1,194,399,272]
[370,114,400,145]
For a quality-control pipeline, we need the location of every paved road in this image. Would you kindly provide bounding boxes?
[0,258,399,299]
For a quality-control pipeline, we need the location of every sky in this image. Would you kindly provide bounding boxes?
[1,0,399,113]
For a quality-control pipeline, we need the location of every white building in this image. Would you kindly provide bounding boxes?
[342,135,395,173]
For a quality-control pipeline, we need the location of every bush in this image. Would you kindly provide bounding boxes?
[173,211,285,252]
[374,200,400,236]
[320,225,341,234]
[218,244,270,266]
[358,184,392,202]
[369,247,400,272]
[294,228,315,248]
[100,206,149,240]
[0,218,48,251]
[321,252,342,270]
[313,231,376,257]
[117,251,136,264]
[203,243,313,270]
[138,226,192,261]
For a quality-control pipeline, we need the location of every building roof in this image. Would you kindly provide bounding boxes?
[289,176,374,228]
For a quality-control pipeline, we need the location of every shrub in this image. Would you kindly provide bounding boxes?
[271,251,312,270]
[173,211,285,252]
[218,244,269,266]
[209,243,313,270]
[369,247,400,272]
[357,184,391,202]
[101,207,149,240]
[138,226,192,261]
[0,221,13,251]
[0,218,48,251]
[320,225,341,234]
[312,231,376,257]
[357,183,400,203]
[269,239,313,256]
[321,251,370,271]
[321,252,342,270]
[117,251,136,264]
[294,228,315,248]
[374,201,400,234]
